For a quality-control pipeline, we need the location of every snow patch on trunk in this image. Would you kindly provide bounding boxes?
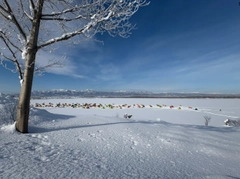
[21,47,27,60]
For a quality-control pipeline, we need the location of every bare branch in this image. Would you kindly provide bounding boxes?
[41,2,97,17]
[0,4,11,20]
[0,4,8,14]
[0,32,18,59]
[42,7,79,17]
[41,14,85,21]
[35,60,63,73]
[0,30,22,52]
[2,0,27,41]
[19,0,33,21]
[0,30,23,80]
[0,53,14,63]
[37,0,149,49]
[29,0,35,12]
[37,29,84,49]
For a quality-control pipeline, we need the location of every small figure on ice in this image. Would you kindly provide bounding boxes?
[124,113,132,119]
[224,118,240,127]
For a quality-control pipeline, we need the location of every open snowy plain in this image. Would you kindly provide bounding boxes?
[1,97,240,179]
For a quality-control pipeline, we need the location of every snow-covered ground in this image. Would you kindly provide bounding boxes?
[1,98,240,179]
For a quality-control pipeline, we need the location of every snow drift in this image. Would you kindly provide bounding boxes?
[1,98,240,179]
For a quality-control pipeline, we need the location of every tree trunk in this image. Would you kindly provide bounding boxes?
[15,0,44,133]
[15,53,36,133]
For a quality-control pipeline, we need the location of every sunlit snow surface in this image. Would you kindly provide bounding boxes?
[1,98,240,179]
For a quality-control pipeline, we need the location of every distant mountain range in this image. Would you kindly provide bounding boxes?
[1,90,239,100]
[27,89,240,99]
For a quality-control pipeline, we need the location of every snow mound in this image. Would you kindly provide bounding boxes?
[1,122,16,133]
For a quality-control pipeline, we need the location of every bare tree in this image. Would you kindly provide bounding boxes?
[204,116,211,126]
[0,0,149,133]
[0,99,18,123]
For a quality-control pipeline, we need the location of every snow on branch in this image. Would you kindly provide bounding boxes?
[41,14,85,21]
[0,30,22,52]
[28,0,35,14]
[38,0,149,49]
[0,0,27,41]
[41,2,98,17]
[102,10,114,21]
[0,29,24,82]
[38,30,83,49]
[0,4,12,21]
[42,6,79,17]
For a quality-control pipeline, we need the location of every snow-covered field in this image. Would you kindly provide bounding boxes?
[1,98,240,179]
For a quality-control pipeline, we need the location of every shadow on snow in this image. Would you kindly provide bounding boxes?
[29,107,75,125]
[28,111,240,134]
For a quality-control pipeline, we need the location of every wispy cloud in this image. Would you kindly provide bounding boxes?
[36,50,85,79]
[35,37,102,79]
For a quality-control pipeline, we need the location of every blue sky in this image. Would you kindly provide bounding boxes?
[1,0,240,94]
